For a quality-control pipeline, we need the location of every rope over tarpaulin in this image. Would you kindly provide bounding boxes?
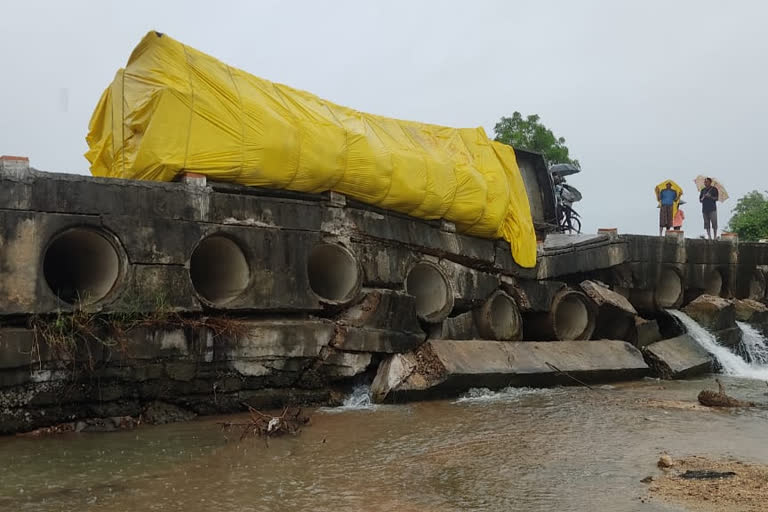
[86,31,537,267]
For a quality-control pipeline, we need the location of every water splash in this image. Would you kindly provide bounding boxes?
[668,310,768,380]
[737,321,768,365]
[455,386,556,404]
[320,385,377,413]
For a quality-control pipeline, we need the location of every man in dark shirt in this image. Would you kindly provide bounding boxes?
[699,177,719,239]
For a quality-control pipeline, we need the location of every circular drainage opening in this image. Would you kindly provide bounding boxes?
[476,291,521,340]
[43,228,121,304]
[405,262,453,323]
[703,268,723,297]
[554,292,591,340]
[190,235,250,306]
[654,268,683,308]
[307,243,361,303]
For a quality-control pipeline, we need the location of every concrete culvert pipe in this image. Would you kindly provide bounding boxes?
[552,290,595,340]
[524,289,596,341]
[405,261,453,323]
[703,268,723,297]
[307,243,361,303]
[190,235,250,306]
[474,291,522,341]
[43,228,121,304]
[654,267,683,308]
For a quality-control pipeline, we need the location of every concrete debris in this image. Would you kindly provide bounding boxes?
[642,335,713,379]
[682,294,736,331]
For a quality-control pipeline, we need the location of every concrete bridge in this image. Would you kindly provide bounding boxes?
[1,159,767,433]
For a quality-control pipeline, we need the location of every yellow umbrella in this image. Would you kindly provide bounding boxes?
[694,175,729,202]
[655,179,683,218]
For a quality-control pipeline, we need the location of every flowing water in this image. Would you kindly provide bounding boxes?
[737,321,768,365]
[4,314,768,511]
[667,310,768,380]
[3,378,768,512]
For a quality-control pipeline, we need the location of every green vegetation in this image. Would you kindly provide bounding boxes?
[727,191,768,241]
[493,112,579,167]
[29,294,248,376]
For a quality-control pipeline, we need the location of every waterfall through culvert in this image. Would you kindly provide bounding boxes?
[737,321,768,365]
[667,309,768,380]
[319,385,377,413]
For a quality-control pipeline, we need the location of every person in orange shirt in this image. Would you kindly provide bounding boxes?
[672,203,685,231]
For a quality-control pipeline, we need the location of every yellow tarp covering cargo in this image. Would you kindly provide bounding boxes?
[86,31,536,267]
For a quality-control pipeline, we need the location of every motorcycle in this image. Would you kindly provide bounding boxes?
[549,163,583,234]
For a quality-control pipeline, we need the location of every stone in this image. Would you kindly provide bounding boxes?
[372,339,648,402]
[733,299,768,324]
[713,327,741,349]
[142,401,197,425]
[658,454,674,468]
[682,295,736,331]
[643,335,713,379]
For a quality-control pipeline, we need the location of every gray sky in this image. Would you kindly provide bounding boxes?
[2,0,766,236]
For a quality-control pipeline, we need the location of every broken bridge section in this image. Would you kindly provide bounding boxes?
[1,162,767,432]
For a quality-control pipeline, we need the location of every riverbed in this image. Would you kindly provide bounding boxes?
[2,376,768,512]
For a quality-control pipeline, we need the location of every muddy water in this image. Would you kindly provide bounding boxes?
[3,377,768,512]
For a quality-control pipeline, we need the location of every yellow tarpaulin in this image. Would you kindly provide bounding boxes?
[86,31,536,267]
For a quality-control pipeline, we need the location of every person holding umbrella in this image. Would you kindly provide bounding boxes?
[655,180,682,236]
[696,176,728,240]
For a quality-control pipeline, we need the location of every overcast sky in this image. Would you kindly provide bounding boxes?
[2,0,766,236]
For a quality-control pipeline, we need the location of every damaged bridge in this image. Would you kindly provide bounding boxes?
[1,159,767,433]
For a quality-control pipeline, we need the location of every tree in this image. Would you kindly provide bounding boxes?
[493,112,579,167]
[727,190,768,241]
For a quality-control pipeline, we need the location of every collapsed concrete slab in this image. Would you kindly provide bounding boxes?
[642,335,713,379]
[682,295,736,331]
[371,339,648,402]
[580,280,637,340]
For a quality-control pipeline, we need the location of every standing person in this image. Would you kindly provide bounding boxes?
[657,182,678,236]
[699,177,719,239]
[673,205,685,231]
